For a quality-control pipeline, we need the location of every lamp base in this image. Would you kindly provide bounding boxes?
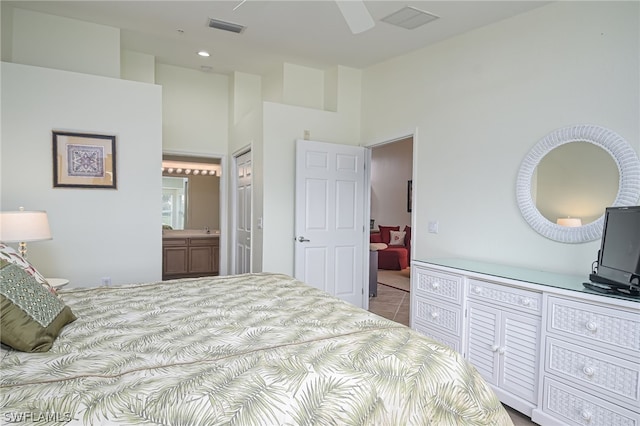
[18,241,27,258]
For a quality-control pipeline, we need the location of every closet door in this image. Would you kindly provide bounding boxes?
[234,150,252,274]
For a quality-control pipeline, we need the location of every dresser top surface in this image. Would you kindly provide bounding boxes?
[418,258,639,304]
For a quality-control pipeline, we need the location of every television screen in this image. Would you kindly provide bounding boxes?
[588,206,640,295]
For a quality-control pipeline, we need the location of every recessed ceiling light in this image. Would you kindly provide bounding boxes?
[197,51,210,57]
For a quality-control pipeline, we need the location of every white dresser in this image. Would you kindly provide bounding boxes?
[411,259,640,425]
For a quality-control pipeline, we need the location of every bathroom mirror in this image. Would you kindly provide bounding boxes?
[516,125,640,243]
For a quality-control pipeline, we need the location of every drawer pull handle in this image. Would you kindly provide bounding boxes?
[520,297,531,306]
[582,366,595,377]
[580,410,592,421]
[473,286,482,294]
[431,281,440,289]
[430,312,439,319]
[585,321,598,332]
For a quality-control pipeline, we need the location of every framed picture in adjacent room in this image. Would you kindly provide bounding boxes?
[52,131,117,189]
[407,180,412,212]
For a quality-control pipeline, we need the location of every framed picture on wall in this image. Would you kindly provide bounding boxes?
[407,180,412,213]
[52,131,117,189]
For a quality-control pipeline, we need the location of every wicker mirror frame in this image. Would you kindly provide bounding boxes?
[516,125,640,243]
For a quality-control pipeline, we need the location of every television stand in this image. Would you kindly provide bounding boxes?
[583,281,640,297]
[586,273,640,297]
[582,281,616,294]
[614,286,640,297]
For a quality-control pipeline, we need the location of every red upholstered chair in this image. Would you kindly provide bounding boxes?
[370,225,411,270]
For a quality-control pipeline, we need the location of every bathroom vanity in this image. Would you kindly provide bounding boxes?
[162,230,220,280]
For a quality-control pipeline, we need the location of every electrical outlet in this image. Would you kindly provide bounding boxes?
[101,277,111,286]
[428,221,439,234]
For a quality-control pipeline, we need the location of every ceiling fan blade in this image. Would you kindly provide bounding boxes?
[335,1,375,34]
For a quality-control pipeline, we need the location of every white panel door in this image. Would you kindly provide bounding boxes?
[234,150,252,274]
[294,139,366,307]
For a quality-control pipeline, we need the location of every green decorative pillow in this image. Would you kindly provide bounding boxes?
[0,260,76,352]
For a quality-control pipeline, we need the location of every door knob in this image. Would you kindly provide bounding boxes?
[298,236,310,242]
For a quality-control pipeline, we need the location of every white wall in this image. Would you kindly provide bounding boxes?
[9,7,120,78]
[231,66,363,275]
[1,62,163,286]
[156,64,229,156]
[371,138,413,229]
[282,63,325,110]
[261,100,362,275]
[361,1,639,276]
[121,50,155,84]
[228,72,263,272]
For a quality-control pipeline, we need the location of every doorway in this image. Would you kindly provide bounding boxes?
[161,153,226,277]
[369,137,414,234]
[367,136,414,316]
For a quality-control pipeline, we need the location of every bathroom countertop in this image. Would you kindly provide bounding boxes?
[163,230,220,239]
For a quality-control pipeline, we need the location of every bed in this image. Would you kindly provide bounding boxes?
[1,271,513,425]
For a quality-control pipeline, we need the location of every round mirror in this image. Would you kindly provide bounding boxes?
[534,142,619,225]
[516,125,640,243]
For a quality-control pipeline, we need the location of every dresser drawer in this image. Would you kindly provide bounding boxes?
[546,337,640,406]
[547,296,640,355]
[467,278,542,315]
[413,296,462,336]
[413,268,463,305]
[542,377,640,426]
[412,322,461,353]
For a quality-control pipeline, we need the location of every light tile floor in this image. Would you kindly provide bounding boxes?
[368,283,409,326]
[368,280,537,426]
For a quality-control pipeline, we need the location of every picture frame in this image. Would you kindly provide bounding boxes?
[53,131,117,189]
[407,180,412,213]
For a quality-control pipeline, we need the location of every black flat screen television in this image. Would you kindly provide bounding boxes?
[586,206,640,296]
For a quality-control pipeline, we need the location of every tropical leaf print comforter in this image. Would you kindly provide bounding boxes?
[1,273,512,425]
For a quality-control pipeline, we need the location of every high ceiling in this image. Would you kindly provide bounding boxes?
[4,1,550,75]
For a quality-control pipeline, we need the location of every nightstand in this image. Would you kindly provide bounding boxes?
[46,278,69,290]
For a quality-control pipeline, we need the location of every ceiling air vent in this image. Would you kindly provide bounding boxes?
[207,18,246,34]
[381,6,439,30]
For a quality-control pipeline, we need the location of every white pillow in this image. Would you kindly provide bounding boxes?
[389,230,406,246]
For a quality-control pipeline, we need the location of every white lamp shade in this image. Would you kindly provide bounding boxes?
[0,210,52,242]
[557,217,582,227]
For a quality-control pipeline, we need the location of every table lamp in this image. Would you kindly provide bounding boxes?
[0,207,52,258]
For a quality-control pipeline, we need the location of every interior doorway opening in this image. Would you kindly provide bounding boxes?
[161,153,226,279]
[366,135,414,314]
[161,154,222,231]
